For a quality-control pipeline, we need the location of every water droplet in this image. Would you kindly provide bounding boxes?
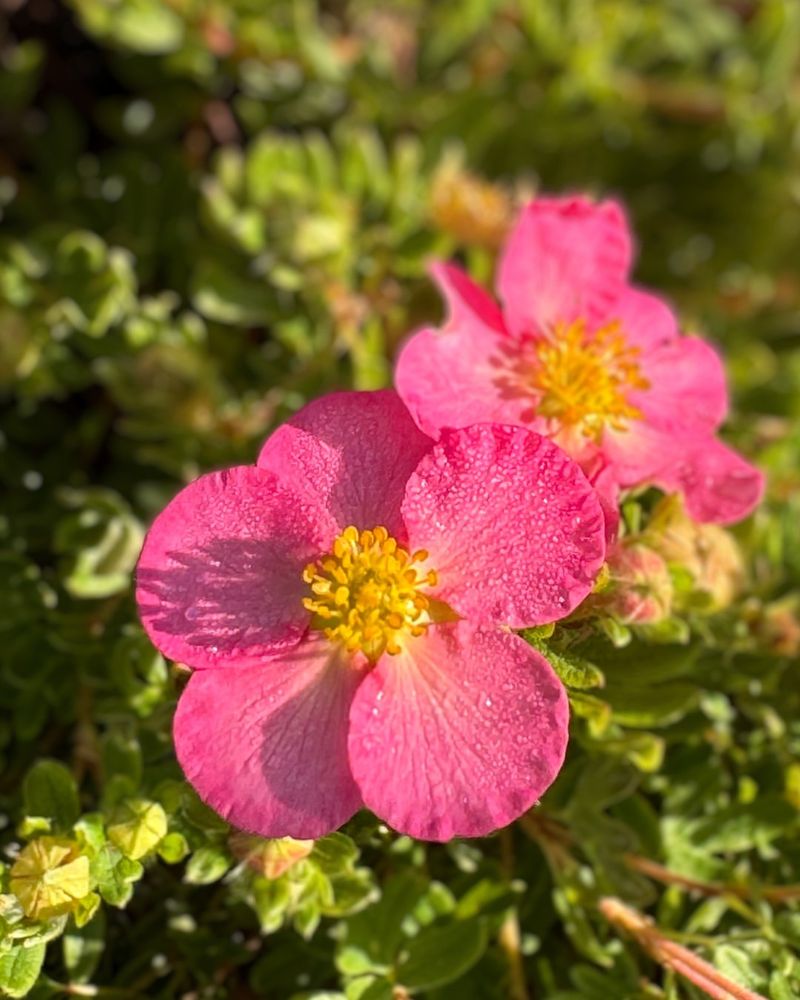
[185,605,201,621]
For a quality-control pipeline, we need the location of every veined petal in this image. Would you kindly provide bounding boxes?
[136,466,326,669]
[258,390,433,542]
[402,425,606,628]
[498,196,632,336]
[174,636,365,838]
[348,622,569,841]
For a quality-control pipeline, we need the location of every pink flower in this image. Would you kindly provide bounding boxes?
[136,391,606,841]
[396,195,764,525]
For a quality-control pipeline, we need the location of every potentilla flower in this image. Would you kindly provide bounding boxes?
[396,195,764,525]
[136,391,606,841]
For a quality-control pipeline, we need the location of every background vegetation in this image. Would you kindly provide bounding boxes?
[1,1,799,997]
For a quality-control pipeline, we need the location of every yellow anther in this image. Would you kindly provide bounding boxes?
[530,318,650,440]
[302,525,439,662]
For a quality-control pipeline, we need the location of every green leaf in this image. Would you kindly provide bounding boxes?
[107,799,167,860]
[62,909,105,983]
[568,691,612,737]
[90,845,143,907]
[183,846,231,885]
[711,945,768,992]
[344,872,429,967]
[191,259,274,326]
[157,832,190,864]
[104,0,184,55]
[0,942,46,998]
[540,647,605,690]
[311,832,359,873]
[606,681,699,728]
[396,918,487,991]
[23,760,79,830]
[690,796,797,853]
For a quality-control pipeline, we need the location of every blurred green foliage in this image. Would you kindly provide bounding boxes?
[1,0,799,997]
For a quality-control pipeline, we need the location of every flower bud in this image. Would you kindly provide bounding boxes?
[648,496,744,611]
[597,542,674,625]
[430,154,515,250]
[228,833,314,880]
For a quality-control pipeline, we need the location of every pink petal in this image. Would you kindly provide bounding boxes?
[137,467,327,669]
[655,436,765,525]
[431,260,507,337]
[498,195,632,336]
[601,421,680,487]
[258,390,433,541]
[634,336,729,433]
[613,286,678,350]
[348,622,569,841]
[396,263,540,440]
[402,425,606,627]
[582,455,621,544]
[175,637,365,838]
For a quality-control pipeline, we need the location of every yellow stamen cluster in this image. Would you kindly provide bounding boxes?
[530,318,650,440]
[302,525,437,662]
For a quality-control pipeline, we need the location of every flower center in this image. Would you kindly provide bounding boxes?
[302,525,438,662]
[530,318,649,440]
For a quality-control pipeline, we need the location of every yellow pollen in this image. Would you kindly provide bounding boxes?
[530,318,650,440]
[302,525,438,662]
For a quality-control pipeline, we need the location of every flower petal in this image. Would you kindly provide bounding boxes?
[258,390,433,541]
[498,196,632,336]
[633,336,729,433]
[175,637,365,838]
[348,622,569,841]
[431,260,507,337]
[654,436,765,525]
[137,466,326,669]
[600,421,678,487]
[402,425,606,627]
[396,263,538,440]
[613,286,678,350]
[582,454,621,544]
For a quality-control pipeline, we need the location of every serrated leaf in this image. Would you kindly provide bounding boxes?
[543,647,605,690]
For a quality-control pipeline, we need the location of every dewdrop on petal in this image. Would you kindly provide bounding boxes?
[136,390,606,842]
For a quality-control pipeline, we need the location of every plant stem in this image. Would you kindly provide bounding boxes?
[599,897,768,1000]
[625,853,800,904]
[499,827,530,1000]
